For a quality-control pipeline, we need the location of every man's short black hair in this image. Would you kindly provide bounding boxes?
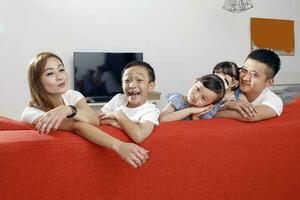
[246,49,281,79]
[121,61,156,82]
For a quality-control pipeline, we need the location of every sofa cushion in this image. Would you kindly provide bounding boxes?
[0,116,34,131]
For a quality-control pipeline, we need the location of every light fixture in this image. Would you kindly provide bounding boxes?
[223,0,254,13]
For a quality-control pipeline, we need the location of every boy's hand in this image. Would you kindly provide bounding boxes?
[99,112,118,120]
[225,100,257,118]
[101,119,122,129]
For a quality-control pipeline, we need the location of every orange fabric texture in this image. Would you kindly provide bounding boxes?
[1,97,300,200]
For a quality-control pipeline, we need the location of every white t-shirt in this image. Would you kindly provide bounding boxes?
[251,88,283,116]
[101,94,160,125]
[21,90,84,124]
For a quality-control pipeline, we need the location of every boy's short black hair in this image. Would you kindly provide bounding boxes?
[196,74,225,104]
[121,61,156,82]
[246,49,281,79]
[213,61,239,81]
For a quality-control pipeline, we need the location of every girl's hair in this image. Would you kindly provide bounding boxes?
[195,74,225,104]
[213,61,239,80]
[27,52,64,111]
[213,61,239,90]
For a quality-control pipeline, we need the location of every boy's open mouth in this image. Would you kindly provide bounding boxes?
[128,91,141,96]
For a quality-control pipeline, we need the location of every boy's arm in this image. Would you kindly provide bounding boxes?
[215,104,278,122]
[101,119,122,129]
[113,112,155,144]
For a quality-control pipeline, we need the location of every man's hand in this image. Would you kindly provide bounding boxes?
[225,100,257,118]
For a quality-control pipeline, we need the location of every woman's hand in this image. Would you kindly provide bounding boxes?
[112,141,149,168]
[35,105,71,134]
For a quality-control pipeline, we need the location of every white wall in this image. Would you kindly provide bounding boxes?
[1,0,300,119]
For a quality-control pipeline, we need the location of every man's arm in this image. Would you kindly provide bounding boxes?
[215,104,278,122]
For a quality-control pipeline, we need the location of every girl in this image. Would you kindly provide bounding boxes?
[212,61,247,102]
[21,52,148,168]
[159,74,225,122]
[200,61,248,119]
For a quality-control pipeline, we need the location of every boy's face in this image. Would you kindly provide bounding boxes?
[122,66,155,107]
[187,81,218,107]
[239,58,274,101]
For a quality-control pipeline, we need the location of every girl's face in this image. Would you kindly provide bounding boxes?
[187,81,218,107]
[214,72,238,91]
[40,57,68,95]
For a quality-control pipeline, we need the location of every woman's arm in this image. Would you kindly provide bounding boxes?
[33,118,149,168]
[35,98,99,134]
[72,121,149,168]
[73,98,99,126]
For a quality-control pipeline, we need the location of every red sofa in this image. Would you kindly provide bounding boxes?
[1,97,300,200]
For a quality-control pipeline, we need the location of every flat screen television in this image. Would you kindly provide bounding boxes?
[74,52,143,103]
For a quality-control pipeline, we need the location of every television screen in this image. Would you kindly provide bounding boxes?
[74,52,143,102]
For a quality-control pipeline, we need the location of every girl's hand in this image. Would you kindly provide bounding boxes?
[189,105,212,115]
[35,105,71,134]
[113,142,149,168]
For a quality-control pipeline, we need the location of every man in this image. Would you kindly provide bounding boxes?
[215,49,283,122]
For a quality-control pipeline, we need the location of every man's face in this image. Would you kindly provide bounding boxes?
[239,58,273,101]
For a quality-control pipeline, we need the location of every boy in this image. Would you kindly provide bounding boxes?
[99,61,159,143]
[215,49,283,122]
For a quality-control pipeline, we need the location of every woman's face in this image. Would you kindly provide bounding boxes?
[40,57,68,95]
[187,81,218,107]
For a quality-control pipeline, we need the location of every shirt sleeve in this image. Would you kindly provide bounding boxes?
[139,107,160,125]
[64,90,85,105]
[261,94,283,116]
[21,106,45,124]
[166,92,187,111]
[200,101,224,120]
[101,94,127,113]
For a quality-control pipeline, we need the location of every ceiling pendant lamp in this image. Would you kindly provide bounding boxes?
[223,0,254,13]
